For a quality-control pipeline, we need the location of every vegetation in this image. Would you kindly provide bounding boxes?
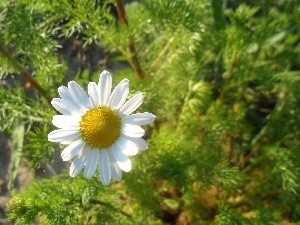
[1,0,300,224]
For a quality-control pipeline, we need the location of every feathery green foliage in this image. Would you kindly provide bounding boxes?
[1,0,300,224]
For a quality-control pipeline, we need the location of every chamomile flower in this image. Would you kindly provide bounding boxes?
[48,70,155,185]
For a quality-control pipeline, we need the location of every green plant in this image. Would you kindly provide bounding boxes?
[1,0,300,224]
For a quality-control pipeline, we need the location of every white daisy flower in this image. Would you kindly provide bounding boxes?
[48,70,155,185]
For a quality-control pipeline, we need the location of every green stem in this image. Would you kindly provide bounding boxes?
[89,199,132,219]
[145,34,177,78]
[86,21,138,75]
[216,49,238,110]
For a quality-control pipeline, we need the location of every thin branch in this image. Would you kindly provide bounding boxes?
[63,198,133,219]
[128,39,145,79]
[115,0,145,79]
[238,130,267,168]
[145,34,177,78]
[89,199,132,219]
[258,189,281,201]
[225,132,233,160]
[216,49,238,110]
[230,189,281,208]
[238,143,260,168]
[20,71,52,105]
[0,46,52,106]
[115,0,128,26]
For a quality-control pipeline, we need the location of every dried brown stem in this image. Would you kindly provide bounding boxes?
[115,0,145,79]
[231,189,281,208]
[225,133,233,160]
[21,71,52,105]
[257,189,281,201]
[0,46,52,106]
[239,144,260,168]
[115,0,128,26]
[239,132,266,168]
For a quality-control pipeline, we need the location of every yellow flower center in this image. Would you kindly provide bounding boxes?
[80,108,121,149]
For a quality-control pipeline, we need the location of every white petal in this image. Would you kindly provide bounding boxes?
[58,86,84,114]
[48,129,80,142]
[122,112,156,125]
[121,124,145,137]
[70,161,83,177]
[99,150,111,185]
[69,148,86,177]
[51,98,72,116]
[116,136,138,156]
[112,145,131,172]
[68,81,92,110]
[88,82,99,108]
[108,150,122,181]
[61,140,85,161]
[84,149,99,179]
[119,93,144,116]
[52,115,81,128]
[108,79,129,111]
[126,137,148,151]
[60,135,82,145]
[98,70,112,107]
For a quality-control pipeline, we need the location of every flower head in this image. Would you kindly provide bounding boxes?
[48,70,155,185]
